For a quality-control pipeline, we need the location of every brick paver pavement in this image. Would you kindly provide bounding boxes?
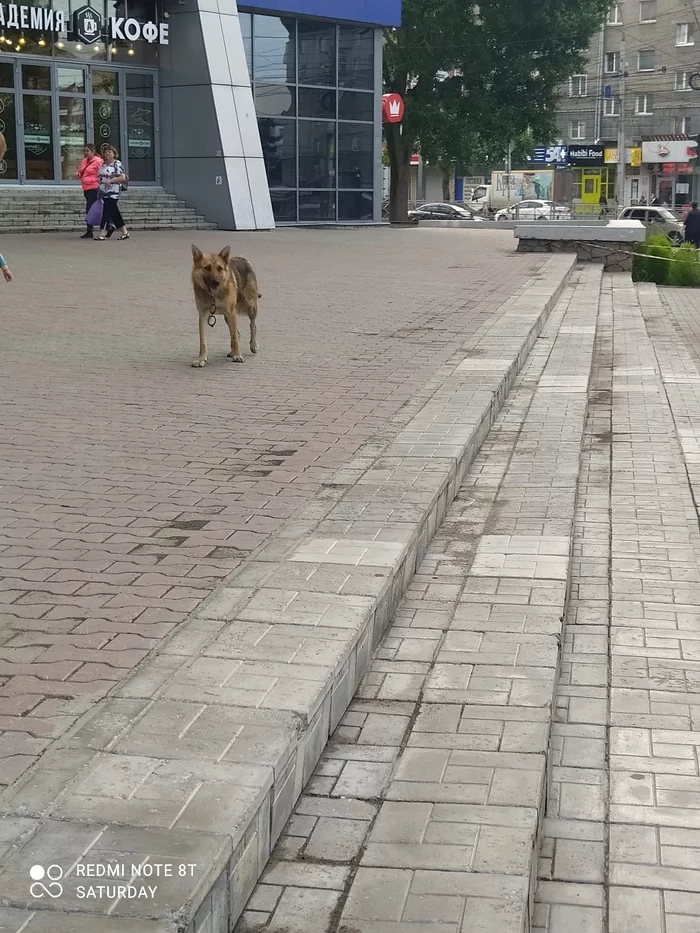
[0,228,545,790]
[534,278,700,933]
[233,266,599,933]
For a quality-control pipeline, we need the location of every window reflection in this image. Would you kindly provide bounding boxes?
[298,120,335,188]
[255,84,295,118]
[253,15,295,85]
[338,123,373,188]
[338,26,373,89]
[297,20,335,86]
[259,117,296,188]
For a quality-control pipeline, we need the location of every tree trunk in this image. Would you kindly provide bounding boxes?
[386,122,412,224]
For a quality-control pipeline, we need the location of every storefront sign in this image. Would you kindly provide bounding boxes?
[530,145,568,166]
[568,145,605,166]
[73,5,101,44]
[0,2,169,44]
[382,93,404,123]
[603,147,643,166]
[642,140,698,162]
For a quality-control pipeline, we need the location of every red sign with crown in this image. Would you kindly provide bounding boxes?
[382,93,404,123]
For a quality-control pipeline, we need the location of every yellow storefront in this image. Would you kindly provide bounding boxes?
[571,147,642,206]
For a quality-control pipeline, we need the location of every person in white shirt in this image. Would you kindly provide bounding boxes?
[95,145,129,241]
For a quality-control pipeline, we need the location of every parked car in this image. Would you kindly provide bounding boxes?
[618,205,684,245]
[408,202,486,222]
[495,200,572,221]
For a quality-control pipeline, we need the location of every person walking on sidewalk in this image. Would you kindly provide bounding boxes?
[95,145,129,241]
[75,143,103,239]
[684,201,700,249]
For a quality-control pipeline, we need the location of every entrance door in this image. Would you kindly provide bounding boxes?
[57,66,87,180]
[22,63,54,180]
[581,169,601,205]
[0,58,158,184]
[0,61,18,180]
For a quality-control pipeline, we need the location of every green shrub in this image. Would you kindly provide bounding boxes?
[669,242,700,287]
[632,234,672,284]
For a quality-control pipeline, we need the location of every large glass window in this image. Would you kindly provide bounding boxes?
[298,120,335,188]
[298,20,335,86]
[259,118,296,188]
[126,99,155,181]
[254,15,296,84]
[244,10,377,222]
[339,26,374,89]
[0,92,18,180]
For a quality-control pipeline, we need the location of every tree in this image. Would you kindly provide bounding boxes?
[383,0,610,222]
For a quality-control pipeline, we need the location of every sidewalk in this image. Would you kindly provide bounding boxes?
[0,228,549,790]
[0,230,574,932]
[233,264,601,933]
[6,232,700,933]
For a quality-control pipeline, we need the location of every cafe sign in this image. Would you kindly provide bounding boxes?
[0,2,169,44]
[568,145,605,167]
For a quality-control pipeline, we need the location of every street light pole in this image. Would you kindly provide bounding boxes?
[618,33,627,208]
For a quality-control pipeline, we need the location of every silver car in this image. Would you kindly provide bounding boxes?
[495,200,572,221]
[618,206,684,245]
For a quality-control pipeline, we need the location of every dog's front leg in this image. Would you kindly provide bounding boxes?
[225,312,243,362]
[192,314,208,367]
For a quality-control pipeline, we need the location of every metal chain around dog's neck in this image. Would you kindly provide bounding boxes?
[207,302,216,328]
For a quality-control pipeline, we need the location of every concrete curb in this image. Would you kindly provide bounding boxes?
[0,255,576,933]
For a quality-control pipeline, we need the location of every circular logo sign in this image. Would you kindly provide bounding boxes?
[99,124,110,138]
[99,103,111,119]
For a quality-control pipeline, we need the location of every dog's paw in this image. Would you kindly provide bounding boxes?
[191,359,207,368]
[229,354,244,363]
[250,341,259,354]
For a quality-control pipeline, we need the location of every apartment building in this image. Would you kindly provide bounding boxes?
[556,0,700,209]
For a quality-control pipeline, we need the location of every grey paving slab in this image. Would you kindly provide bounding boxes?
[235,266,601,933]
[535,275,700,933]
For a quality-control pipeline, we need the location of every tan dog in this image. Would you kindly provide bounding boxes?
[191,245,260,368]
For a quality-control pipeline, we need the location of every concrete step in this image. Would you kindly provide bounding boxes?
[0,254,579,933]
[0,186,215,232]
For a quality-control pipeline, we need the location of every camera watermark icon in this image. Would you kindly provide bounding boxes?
[29,864,64,899]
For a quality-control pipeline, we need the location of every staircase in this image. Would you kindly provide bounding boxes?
[0,186,217,233]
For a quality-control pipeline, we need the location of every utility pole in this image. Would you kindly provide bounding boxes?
[618,33,627,209]
[506,140,512,203]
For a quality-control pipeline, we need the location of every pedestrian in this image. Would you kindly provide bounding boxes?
[0,130,13,280]
[75,143,103,239]
[95,145,129,241]
[599,193,609,218]
[684,201,700,248]
[651,195,660,206]
[0,250,13,282]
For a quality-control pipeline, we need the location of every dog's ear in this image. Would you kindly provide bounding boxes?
[191,245,203,263]
[219,245,232,263]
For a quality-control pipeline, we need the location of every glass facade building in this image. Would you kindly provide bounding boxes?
[0,0,401,228]
[240,10,376,223]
